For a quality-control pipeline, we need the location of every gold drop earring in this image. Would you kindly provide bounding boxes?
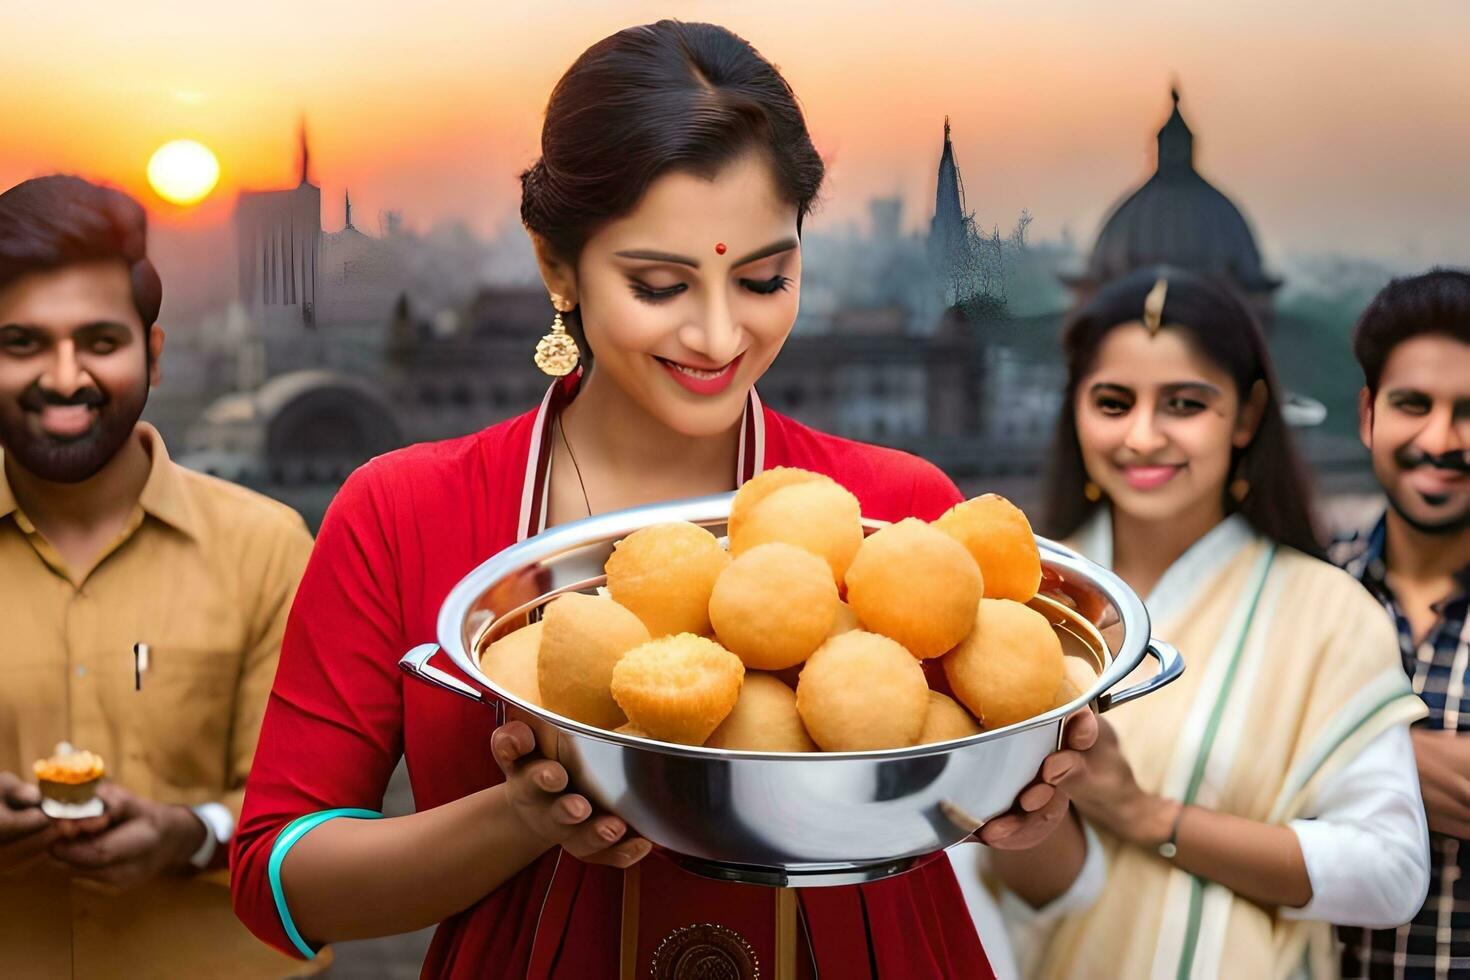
[1083,481,1103,503]
[534,298,580,377]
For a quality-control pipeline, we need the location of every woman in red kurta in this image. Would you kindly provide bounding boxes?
[231,20,1092,979]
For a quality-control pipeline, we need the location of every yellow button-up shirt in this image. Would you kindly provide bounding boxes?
[0,424,319,979]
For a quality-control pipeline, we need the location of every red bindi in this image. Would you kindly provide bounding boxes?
[714,242,727,255]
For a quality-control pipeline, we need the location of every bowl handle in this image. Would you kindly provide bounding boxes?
[1097,639,1184,712]
[399,643,490,705]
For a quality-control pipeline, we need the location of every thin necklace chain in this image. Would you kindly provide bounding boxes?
[557,414,593,518]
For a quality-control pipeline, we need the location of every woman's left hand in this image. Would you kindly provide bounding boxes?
[1065,717,1173,845]
[979,708,1097,850]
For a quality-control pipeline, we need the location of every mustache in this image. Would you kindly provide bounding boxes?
[1395,444,1470,476]
[17,382,107,412]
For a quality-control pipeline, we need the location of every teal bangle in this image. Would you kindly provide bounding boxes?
[267,807,383,959]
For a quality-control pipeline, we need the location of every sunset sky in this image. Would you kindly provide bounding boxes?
[3,0,1467,266]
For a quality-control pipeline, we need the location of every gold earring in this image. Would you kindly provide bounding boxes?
[1084,481,1103,503]
[534,302,579,377]
[1229,472,1251,503]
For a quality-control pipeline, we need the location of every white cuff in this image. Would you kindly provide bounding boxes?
[188,802,236,870]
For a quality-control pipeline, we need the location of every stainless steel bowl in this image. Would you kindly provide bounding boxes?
[399,493,1181,887]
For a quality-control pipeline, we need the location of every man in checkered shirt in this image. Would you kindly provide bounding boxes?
[1333,269,1470,979]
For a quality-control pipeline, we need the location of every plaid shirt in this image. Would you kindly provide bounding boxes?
[1333,514,1470,979]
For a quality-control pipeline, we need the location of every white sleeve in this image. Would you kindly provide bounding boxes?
[1282,723,1430,928]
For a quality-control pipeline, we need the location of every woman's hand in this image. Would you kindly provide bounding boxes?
[1066,717,1176,847]
[492,721,652,868]
[979,708,1097,850]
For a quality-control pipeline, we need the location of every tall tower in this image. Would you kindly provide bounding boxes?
[234,121,322,326]
[929,118,988,308]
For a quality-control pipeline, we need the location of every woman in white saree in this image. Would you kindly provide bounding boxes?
[1012,266,1430,980]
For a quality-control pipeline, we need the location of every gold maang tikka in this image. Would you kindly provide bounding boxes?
[534,298,580,377]
[1142,277,1168,336]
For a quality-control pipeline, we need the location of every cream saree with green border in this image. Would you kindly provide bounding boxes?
[1033,513,1424,980]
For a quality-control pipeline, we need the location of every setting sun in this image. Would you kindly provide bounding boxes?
[146,139,220,206]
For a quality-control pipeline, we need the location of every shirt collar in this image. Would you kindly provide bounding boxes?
[0,423,198,540]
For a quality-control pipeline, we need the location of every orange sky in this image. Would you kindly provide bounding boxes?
[2,0,1468,264]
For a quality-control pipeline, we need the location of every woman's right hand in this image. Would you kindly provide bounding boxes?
[492,721,652,868]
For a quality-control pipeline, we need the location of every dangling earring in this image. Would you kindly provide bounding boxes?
[1084,481,1103,503]
[534,300,580,377]
[1229,467,1251,504]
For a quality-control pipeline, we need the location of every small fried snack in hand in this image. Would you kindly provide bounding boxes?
[606,521,731,637]
[538,593,651,729]
[845,518,982,659]
[796,631,929,751]
[611,634,745,745]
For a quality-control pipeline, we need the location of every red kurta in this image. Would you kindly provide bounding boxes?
[231,382,994,979]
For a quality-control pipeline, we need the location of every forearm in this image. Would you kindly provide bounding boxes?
[987,806,1088,908]
[1094,796,1311,910]
[282,784,552,943]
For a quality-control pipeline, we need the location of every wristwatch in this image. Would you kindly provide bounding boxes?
[1157,802,1186,860]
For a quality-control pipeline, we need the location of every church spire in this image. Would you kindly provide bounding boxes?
[344,189,353,230]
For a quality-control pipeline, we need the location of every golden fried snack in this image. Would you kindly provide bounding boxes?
[796,631,929,751]
[727,467,832,543]
[708,543,839,670]
[844,518,983,659]
[730,481,864,584]
[828,600,861,639]
[611,634,745,745]
[945,598,1064,729]
[1053,655,1100,708]
[479,621,543,706]
[706,673,816,752]
[605,521,731,637]
[917,691,983,744]
[935,494,1042,603]
[538,593,651,729]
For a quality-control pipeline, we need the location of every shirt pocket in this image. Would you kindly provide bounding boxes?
[98,646,240,798]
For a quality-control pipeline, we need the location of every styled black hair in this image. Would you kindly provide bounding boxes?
[1042,265,1323,558]
[0,175,162,331]
[519,20,824,361]
[1352,268,1470,396]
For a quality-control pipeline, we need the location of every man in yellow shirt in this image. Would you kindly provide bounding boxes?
[0,175,319,977]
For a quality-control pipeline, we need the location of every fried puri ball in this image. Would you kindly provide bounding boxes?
[610,634,745,745]
[479,621,543,706]
[796,631,930,751]
[917,690,983,744]
[538,593,651,729]
[605,522,730,637]
[945,598,1064,729]
[844,518,983,659]
[706,673,816,752]
[730,482,864,584]
[935,494,1043,603]
[727,467,832,543]
[1053,656,1100,707]
[708,543,839,670]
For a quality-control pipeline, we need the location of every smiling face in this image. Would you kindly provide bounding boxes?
[1075,323,1262,528]
[1360,334,1470,534]
[541,149,802,437]
[0,260,160,483]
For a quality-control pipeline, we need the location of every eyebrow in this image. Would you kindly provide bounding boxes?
[614,236,799,270]
[0,320,134,335]
[1087,381,1222,397]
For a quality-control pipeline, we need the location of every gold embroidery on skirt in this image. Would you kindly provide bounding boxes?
[650,923,760,979]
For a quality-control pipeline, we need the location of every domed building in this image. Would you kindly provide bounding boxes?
[1066,88,1281,326]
